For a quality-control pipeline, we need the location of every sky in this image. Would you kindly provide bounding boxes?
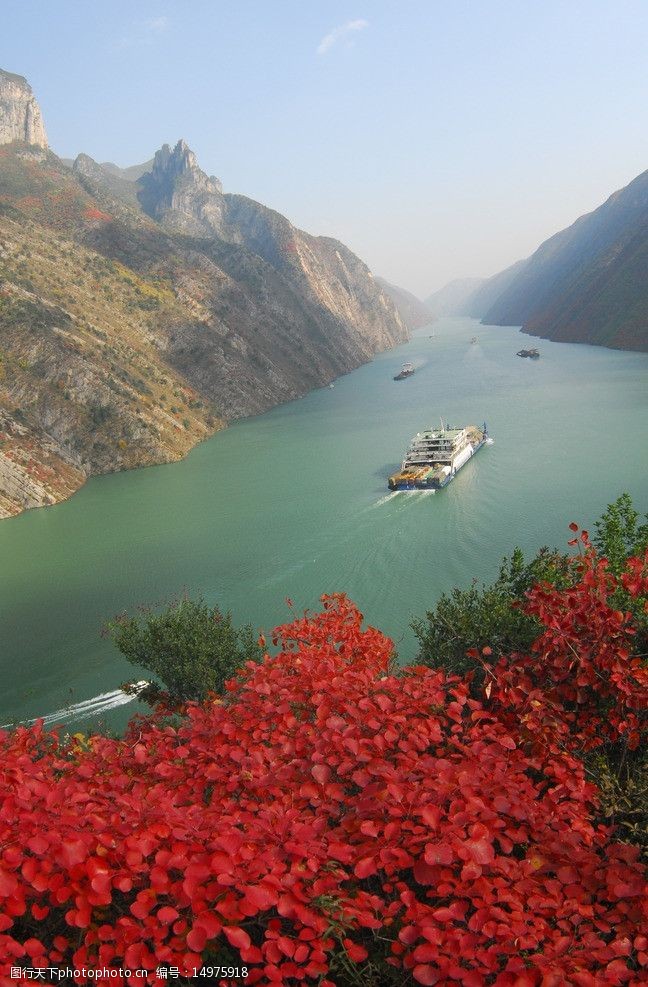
[2,1,648,296]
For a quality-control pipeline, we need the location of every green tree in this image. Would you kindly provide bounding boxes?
[593,492,648,575]
[412,546,572,677]
[593,493,648,654]
[108,597,263,702]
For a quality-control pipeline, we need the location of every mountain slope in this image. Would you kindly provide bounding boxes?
[0,73,407,518]
[480,170,648,350]
[463,259,529,320]
[425,278,484,317]
[375,277,431,330]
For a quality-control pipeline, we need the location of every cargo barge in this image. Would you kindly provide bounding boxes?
[388,421,490,490]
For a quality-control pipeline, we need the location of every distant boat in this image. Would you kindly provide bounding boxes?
[517,348,540,359]
[329,383,335,388]
[393,362,415,381]
[470,336,478,344]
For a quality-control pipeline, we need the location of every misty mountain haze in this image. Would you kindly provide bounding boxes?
[428,168,648,351]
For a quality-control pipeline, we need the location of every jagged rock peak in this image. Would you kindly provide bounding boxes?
[151,139,222,193]
[137,139,225,236]
[0,67,48,148]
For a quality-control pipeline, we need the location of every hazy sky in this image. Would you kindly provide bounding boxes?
[3,1,648,296]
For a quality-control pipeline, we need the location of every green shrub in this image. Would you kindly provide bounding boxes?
[413,494,648,678]
[108,597,263,702]
[412,546,571,676]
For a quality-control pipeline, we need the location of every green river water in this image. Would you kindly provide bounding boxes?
[1,317,647,731]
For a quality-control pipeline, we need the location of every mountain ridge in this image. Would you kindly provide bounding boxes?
[0,71,408,518]
[432,170,648,350]
[376,277,431,329]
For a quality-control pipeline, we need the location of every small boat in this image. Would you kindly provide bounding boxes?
[393,362,415,381]
[516,348,540,359]
[329,383,335,389]
[470,336,478,344]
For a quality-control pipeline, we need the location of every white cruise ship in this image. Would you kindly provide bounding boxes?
[388,422,489,490]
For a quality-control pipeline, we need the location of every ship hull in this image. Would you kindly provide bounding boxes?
[388,438,486,490]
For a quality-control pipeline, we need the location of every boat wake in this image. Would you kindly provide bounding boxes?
[370,489,438,508]
[370,491,401,508]
[2,682,149,730]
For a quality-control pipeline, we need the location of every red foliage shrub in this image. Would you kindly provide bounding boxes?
[0,571,646,985]
[83,207,112,223]
[484,532,648,757]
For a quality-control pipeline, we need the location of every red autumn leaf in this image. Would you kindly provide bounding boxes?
[0,867,18,897]
[420,805,441,829]
[157,906,179,924]
[59,838,87,868]
[413,964,440,985]
[244,884,277,910]
[354,856,377,878]
[344,940,368,963]
[186,925,207,952]
[26,835,49,855]
[311,763,331,785]
[223,925,252,950]
[424,842,453,866]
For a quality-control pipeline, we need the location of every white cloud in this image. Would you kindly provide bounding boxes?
[317,19,368,56]
[113,16,170,51]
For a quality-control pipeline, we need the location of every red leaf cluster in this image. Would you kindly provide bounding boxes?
[487,533,648,754]
[0,566,646,986]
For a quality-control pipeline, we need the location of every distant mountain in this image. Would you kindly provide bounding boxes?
[375,277,431,330]
[424,278,484,317]
[462,259,529,319]
[0,70,407,518]
[478,171,648,350]
[99,159,154,182]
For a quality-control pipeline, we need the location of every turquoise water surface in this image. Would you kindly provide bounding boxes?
[1,317,647,730]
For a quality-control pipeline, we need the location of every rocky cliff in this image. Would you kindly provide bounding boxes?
[0,78,407,519]
[376,277,431,330]
[0,68,47,148]
[463,171,648,350]
[137,141,226,236]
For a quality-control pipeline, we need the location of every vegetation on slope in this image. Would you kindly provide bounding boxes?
[0,499,646,985]
[0,141,407,518]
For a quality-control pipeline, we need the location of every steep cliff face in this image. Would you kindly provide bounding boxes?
[0,103,407,518]
[473,170,648,350]
[134,141,407,358]
[376,277,431,330]
[137,141,226,236]
[0,68,47,148]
